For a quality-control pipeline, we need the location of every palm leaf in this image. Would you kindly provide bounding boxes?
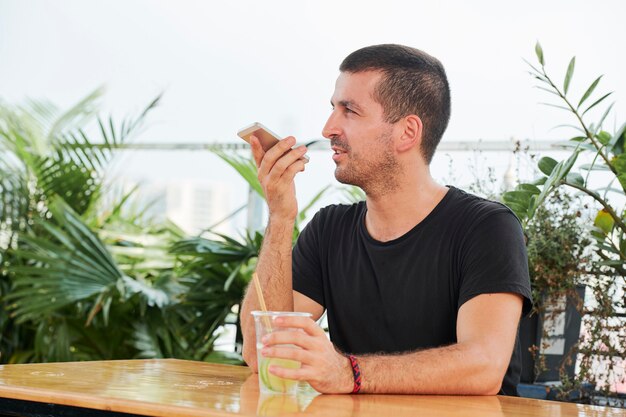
[171,234,258,265]
[0,158,29,237]
[121,275,177,309]
[132,321,165,359]
[47,87,103,140]
[213,149,264,198]
[7,197,123,323]
[37,94,162,215]
[2,102,50,156]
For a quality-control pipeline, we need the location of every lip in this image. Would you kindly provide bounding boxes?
[332,153,345,162]
[332,146,347,162]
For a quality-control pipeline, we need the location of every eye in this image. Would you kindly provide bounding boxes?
[345,107,356,114]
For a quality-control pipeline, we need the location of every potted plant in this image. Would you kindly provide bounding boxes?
[504,43,625,406]
[519,190,591,385]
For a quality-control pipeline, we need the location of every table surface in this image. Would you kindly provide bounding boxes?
[0,359,622,417]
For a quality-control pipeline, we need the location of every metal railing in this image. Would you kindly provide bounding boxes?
[86,139,566,152]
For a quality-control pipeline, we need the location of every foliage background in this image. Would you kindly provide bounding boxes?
[0,93,258,364]
[502,44,625,405]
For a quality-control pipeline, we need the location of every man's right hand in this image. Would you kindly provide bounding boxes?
[242,135,308,370]
[250,135,308,221]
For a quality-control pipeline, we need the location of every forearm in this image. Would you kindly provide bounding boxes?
[241,216,295,368]
[357,342,505,395]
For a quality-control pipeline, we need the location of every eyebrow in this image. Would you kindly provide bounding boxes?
[331,99,364,112]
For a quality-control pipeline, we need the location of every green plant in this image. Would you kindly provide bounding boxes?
[0,90,165,363]
[524,190,593,386]
[0,92,331,364]
[526,191,591,309]
[0,91,246,364]
[503,43,625,406]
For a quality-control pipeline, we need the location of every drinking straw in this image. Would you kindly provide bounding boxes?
[252,272,272,330]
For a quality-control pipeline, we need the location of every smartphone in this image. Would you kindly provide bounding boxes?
[237,122,282,152]
[237,122,309,160]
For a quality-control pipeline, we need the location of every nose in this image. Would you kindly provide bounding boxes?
[322,110,341,140]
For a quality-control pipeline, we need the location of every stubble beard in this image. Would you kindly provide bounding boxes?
[333,130,401,198]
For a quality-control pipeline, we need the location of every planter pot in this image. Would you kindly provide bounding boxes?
[519,284,586,383]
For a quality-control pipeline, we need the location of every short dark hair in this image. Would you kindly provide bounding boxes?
[339,44,451,164]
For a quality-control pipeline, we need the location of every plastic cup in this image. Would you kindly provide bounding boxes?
[252,311,312,395]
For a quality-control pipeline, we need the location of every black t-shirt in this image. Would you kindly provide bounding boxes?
[292,186,532,396]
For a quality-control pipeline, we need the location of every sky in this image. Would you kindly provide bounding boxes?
[1,0,625,226]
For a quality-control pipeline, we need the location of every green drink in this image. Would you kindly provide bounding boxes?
[252,311,312,395]
[258,356,300,394]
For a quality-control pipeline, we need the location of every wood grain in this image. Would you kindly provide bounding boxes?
[0,359,621,416]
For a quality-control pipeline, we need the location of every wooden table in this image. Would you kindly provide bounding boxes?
[0,359,622,416]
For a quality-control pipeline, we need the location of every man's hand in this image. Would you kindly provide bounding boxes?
[250,135,308,221]
[240,135,308,371]
[259,315,354,394]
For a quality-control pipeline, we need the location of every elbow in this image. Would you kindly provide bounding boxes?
[240,307,258,372]
[242,339,258,373]
[481,382,502,396]
[474,369,504,396]
[471,349,507,395]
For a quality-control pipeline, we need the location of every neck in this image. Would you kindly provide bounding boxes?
[364,166,448,242]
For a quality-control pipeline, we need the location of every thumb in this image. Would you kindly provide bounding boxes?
[249,135,265,168]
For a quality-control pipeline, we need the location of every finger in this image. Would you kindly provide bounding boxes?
[274,158,307,186]
[273,316,326,337]
[261,345,314,365]
[266,146,308,183]
[262,329,315,350]
[263,157,306,196]
[258,136,296,180]
[249,135,264,168]
[280,145,308,168]
[268,364,313,381]
[265,135,297,161]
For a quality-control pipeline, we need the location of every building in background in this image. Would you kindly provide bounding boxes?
[165,181,232,236]
[119,179,233,236]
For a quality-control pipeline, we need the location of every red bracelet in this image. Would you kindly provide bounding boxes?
[346,354,362,394]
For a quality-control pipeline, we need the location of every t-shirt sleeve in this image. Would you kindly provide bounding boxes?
[458,210,533,316]
[292,211,325,307]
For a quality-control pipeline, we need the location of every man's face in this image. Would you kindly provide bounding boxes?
[322,71,400,195]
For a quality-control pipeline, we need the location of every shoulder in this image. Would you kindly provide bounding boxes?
[445,186,521,231]
[295,202,364,248]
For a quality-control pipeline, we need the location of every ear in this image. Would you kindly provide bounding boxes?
[396,114,423,153]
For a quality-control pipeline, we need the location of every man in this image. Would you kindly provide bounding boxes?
[240,44,532,396]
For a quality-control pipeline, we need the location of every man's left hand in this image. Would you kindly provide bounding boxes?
[260,315,354,394]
